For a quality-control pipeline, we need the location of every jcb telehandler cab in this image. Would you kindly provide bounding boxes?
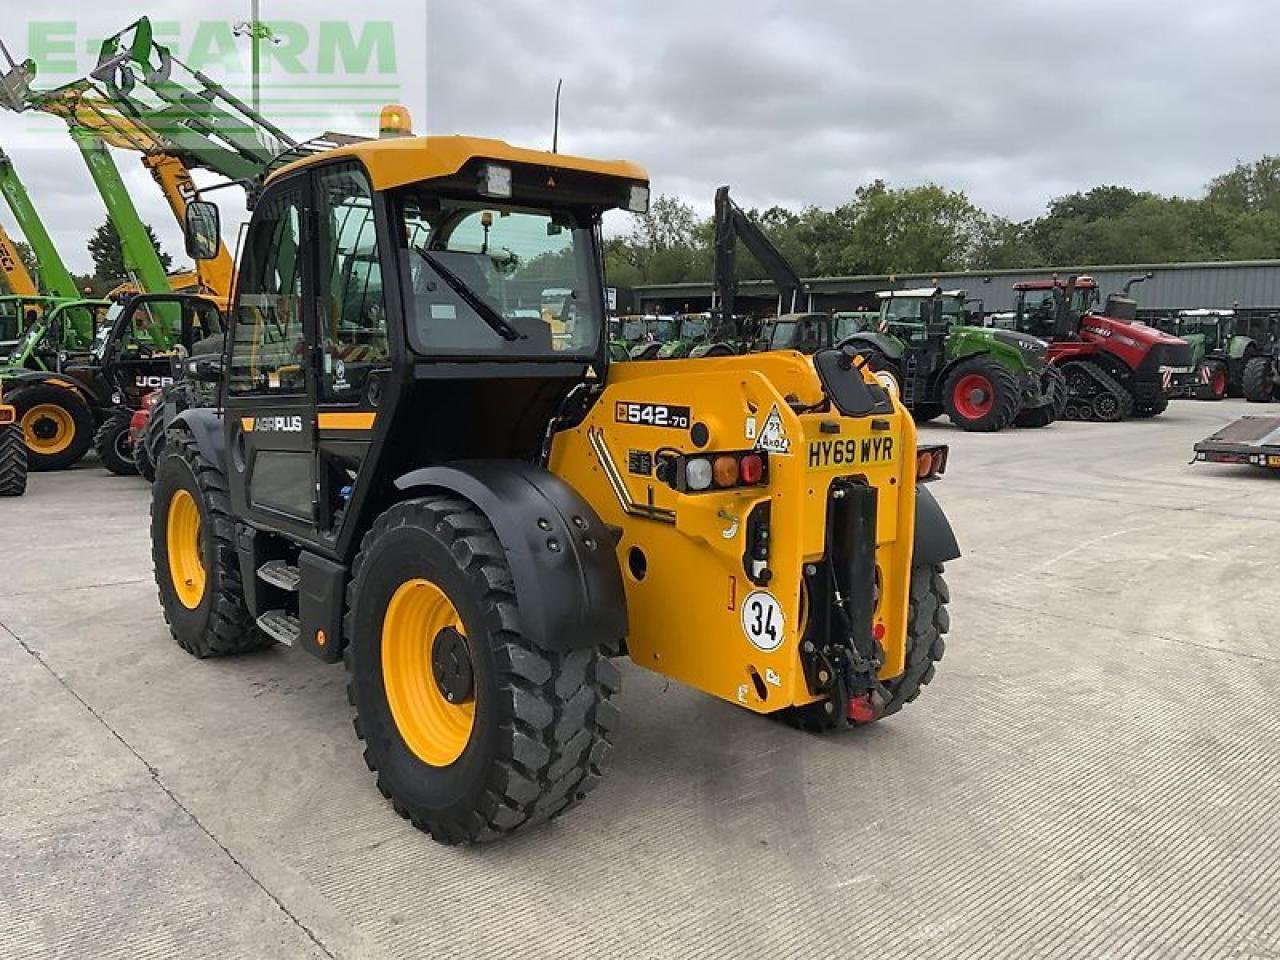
[153,132,959,845]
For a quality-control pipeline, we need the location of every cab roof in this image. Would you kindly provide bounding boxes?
[267,134,649,193]
[877,287,965,299]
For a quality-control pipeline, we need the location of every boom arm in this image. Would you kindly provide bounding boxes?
[70,126,171,295]
[713,186,807,324]
[0,147,78,298]
[0,222,36,295]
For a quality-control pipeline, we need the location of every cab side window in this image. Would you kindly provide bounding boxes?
[229,187,307,394]
[316,165,388,402]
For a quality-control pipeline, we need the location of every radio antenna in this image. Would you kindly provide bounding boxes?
[552,78,563,153]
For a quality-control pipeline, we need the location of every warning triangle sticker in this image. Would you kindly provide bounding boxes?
[755,404,790,454]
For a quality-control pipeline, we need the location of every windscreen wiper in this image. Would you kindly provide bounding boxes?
[416,249,524,342]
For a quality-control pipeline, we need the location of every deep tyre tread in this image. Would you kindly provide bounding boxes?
[9,382,94,471]
[94,412,139,477]
[0,423,28,496]
[344,495,620,845]
[1243,356,1276,403]
[151,429,270,658]
[942,357,1020,432]
[775,561,949,731]
[133,416,156,481]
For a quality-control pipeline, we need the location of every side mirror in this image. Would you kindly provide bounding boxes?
[185,355,225,382]
[185,201,221,261]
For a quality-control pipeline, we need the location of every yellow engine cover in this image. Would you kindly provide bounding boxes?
[549,351,919,714]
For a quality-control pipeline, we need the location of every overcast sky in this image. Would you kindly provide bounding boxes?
[1,0,1279,273]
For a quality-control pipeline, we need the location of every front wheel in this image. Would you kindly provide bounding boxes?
[94,412,139,477]
[151,431,270,658]
[11,383,94,471]
[0,422,28,496]
[344,495,620,845]
[942,357,1020,432]
[1243,356,1275,403]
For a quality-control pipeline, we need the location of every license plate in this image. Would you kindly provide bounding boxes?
[806,436,897,471]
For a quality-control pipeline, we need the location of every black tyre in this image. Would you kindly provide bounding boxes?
[10,382,94,471]
[776,561,949,730]
[941,356,1020,432]
[94,412,139,477]
[878,563,950,719]
[0,422,27,496]
[133,410,157,482]
[1243,356,1275,403]
[151,430,270,658]
[1132,396,1169,418]
[912,403,945,423]
[345,495,620,845]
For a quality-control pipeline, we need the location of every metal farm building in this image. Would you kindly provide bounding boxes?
[631,259,1280,318]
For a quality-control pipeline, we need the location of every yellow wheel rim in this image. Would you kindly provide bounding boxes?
[382,578,476,767]
[21,403,74,455]
[166,489,207,610]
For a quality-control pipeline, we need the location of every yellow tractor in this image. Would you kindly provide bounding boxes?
[0,383,27,495]
[151,117,959,843]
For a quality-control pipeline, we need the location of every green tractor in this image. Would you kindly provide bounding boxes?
[1152,309,1259,400]
[755,311,867,354]
[844,288,1065,432]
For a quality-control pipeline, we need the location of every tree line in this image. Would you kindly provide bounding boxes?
[604,156,1280,287]
[0,218,175,296]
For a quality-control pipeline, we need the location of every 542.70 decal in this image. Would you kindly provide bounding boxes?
[615,401,691,429]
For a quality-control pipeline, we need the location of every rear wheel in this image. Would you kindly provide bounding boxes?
[776,561,949,730]
[1206,362,1228,401]
[345,495,620,844]
[94,412,139,477]
[1243,356,1275,403]
[0,423,27,496]
[12,383,94,471]
[152,430,270,658]
[942,357,1019,432]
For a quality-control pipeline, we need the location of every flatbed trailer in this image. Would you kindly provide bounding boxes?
[1193,416,1280,469]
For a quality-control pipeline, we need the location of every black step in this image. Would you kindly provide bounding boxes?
[256,610,300,647]
[257,559,301,592]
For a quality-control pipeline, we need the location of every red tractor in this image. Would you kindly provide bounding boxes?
[1007,275,1196,420]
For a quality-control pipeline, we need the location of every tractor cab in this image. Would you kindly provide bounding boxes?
[1012,277,1100,340]
[0,295,71,356]
[92,293,224,409]
[0,298,109,373]
[757,312,836,353]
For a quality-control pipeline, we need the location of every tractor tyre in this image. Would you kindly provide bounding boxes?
[0,423,28,496]
[94,412,139,477]
[1243,356,1275,403]
[344,495,621,845]
[1194,362,1228,401]
[942,357,1020,432]
[10,383,94,472]
[151,430,270,658]
[133,414,157,482]
[912,403,945,424]
[776,561,949,731]
[848,346,904,400]
[877,562,950,720]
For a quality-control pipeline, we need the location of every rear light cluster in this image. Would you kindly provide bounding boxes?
[916,444,949,483]
[673,451,768,493]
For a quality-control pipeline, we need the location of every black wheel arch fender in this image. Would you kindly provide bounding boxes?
[914,485,960,565]
[169,406,227,474]
[6,371,95,410]
[840,331,905,362]
[394,461,628,653]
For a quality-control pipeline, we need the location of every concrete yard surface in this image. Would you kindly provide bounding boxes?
[1,399,1278,959]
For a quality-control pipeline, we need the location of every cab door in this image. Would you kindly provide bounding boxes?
[223,177,320,538]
